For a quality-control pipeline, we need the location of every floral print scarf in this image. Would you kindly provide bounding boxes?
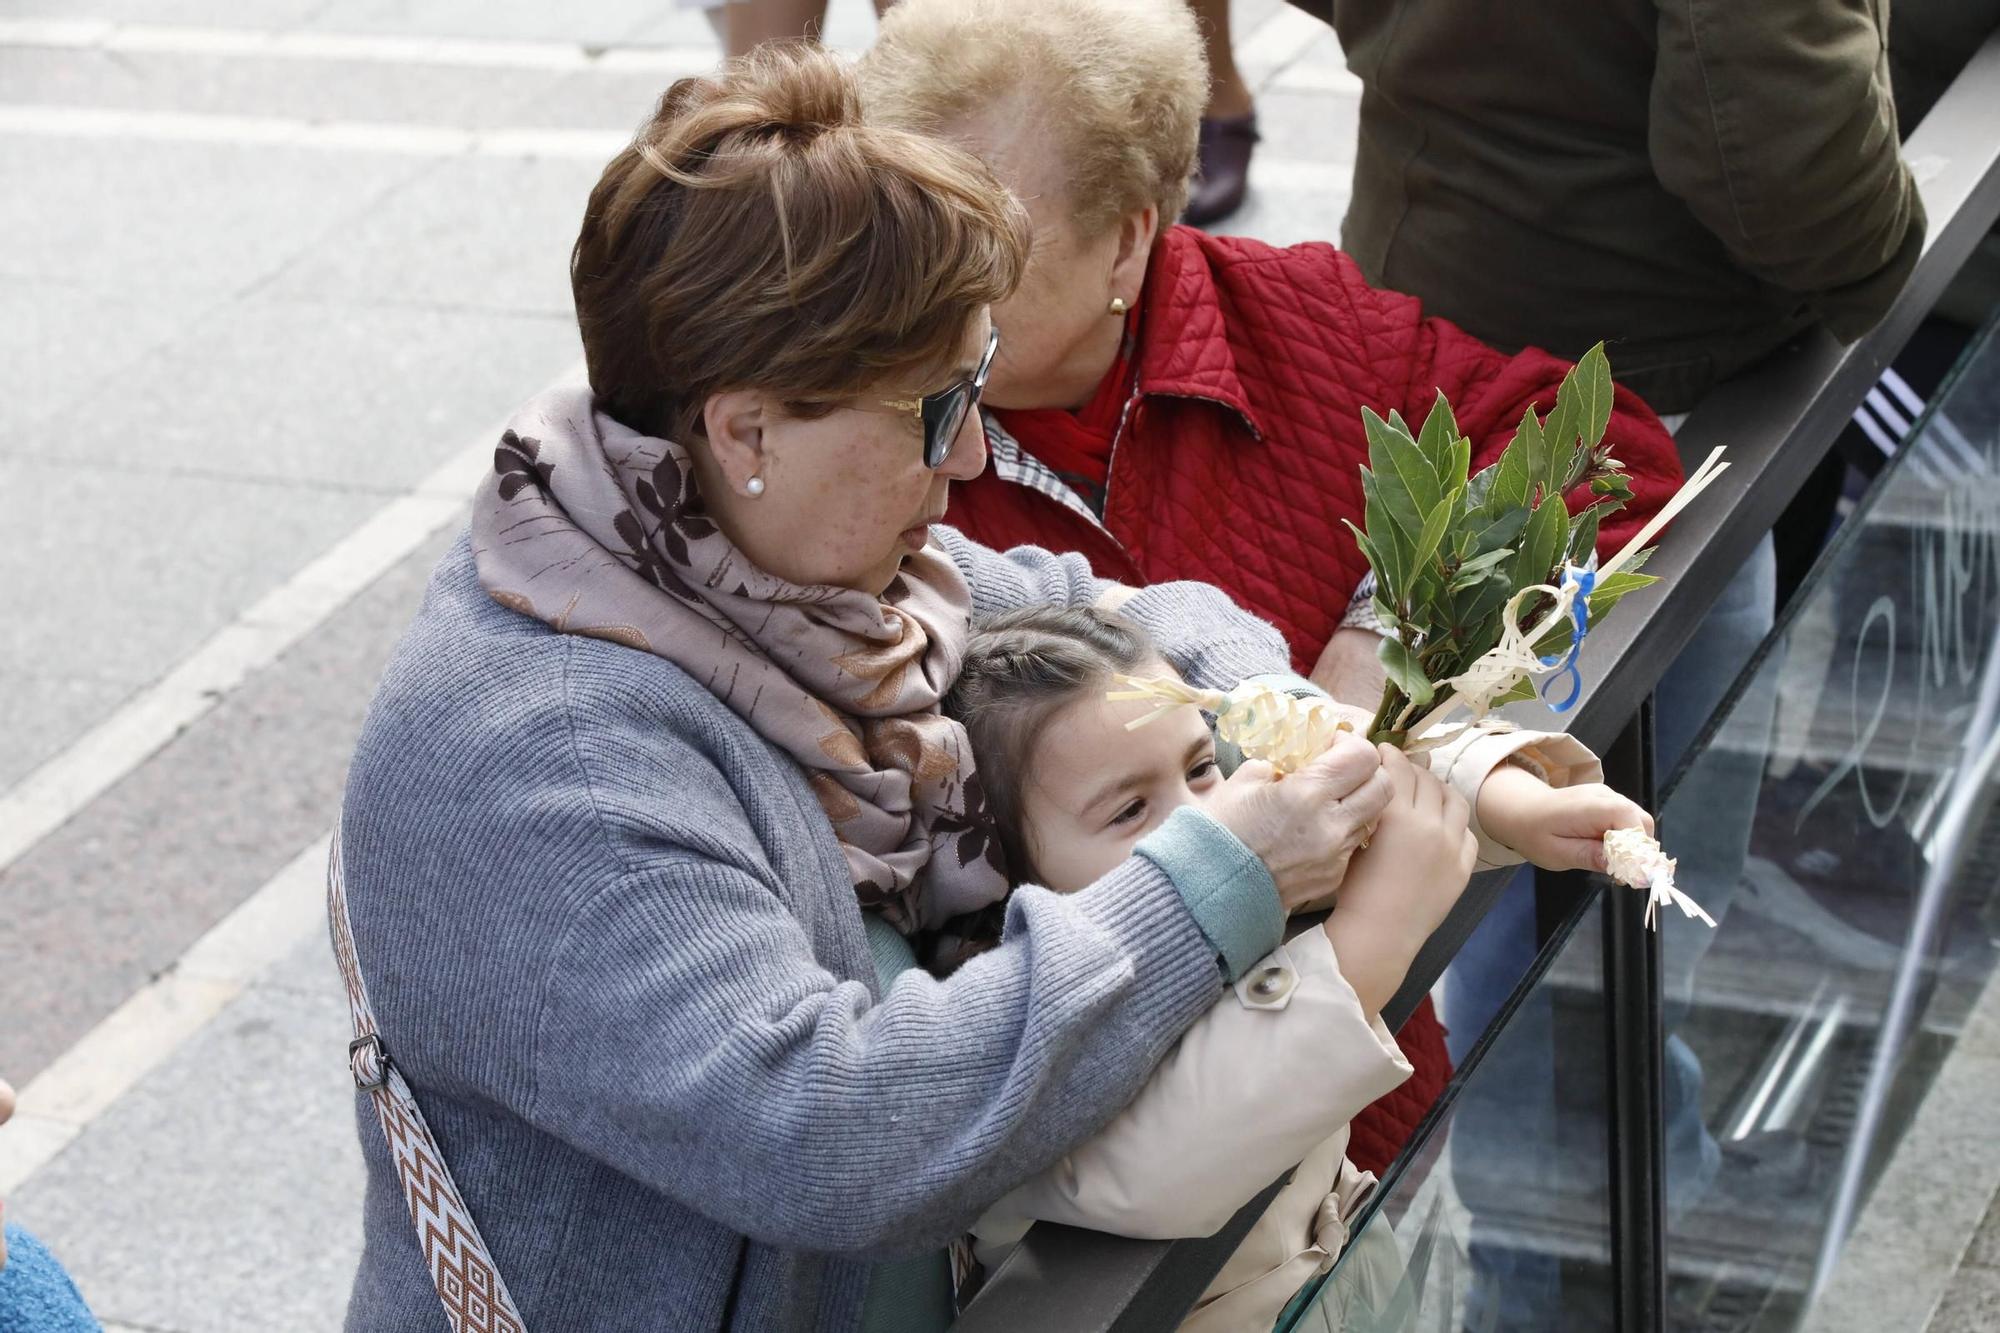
[470,387,1010,949]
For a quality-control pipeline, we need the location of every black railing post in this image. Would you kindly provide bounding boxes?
[1601,702,1666,1332]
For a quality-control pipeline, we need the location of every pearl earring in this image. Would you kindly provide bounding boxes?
[746,476,766,497]
[1108,297,1129,316]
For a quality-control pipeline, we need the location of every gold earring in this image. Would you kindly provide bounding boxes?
[1108,297,1128,316]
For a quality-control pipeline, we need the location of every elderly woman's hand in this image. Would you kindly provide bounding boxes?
[1204,731,1391,914]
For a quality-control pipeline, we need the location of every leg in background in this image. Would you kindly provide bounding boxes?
[715,0,830,58]
[1184,0,1259,227]
[1192,0,1254,118]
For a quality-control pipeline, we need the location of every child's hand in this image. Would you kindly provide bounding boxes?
[1477,765,1654,874]
[1324,745,1478,1015]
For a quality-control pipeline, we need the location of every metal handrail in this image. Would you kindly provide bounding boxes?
[953,32,2000,1331]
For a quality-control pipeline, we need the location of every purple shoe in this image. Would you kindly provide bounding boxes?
[1184,112,1259,228]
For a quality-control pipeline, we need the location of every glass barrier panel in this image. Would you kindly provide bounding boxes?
[1274,891,1618,1333]
[1655,311,2000,1330]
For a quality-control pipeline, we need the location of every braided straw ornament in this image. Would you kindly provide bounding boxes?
[1603,826,1716,929]
[1106,679,1715,931]
[1105,676,1354,775]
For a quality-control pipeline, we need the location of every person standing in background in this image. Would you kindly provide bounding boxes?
[1183,0,1259,226]
[1298,2,1925,1325]
[1317,0,1923,416]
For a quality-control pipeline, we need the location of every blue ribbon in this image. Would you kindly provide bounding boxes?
[1537,565,1597,713]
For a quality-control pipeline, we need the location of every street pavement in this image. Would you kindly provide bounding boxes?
[0,2,1352,1328]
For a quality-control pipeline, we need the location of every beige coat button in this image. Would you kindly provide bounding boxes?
[1233,946,1298,1010]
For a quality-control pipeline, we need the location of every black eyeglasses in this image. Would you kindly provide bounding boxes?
[880,327,1001,468]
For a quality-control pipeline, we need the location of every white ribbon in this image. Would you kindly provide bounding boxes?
[1437,571,1588,720]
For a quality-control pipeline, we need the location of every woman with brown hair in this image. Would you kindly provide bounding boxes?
[331,44,1465,1332]
[859,0,1688,1177]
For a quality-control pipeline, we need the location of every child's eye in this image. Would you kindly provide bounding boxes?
[1189,758,1219,783]
[1107,798,1147,828]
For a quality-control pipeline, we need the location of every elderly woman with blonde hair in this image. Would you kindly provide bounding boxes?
[860,0,1686,1181]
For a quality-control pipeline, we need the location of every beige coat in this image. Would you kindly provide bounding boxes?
[972,724,1603,1331]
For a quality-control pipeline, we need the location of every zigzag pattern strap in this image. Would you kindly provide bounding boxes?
[328,821,529,1333]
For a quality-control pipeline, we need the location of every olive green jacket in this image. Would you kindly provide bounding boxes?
[1298,0,1926,412]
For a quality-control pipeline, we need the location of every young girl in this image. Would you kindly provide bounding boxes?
[936,605,1649,1331]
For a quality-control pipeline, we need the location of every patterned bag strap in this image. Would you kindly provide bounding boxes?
[328,820,529,1333]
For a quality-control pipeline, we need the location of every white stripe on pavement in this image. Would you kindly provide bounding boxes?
[1250,155,1354,190]
[0,18,714,74]
[1237,4,1333,73]
[1269,62,1364,97]
[0,104,628,159]
[0,361,586,874]
[0,834,332,1193]
[0,106,1353,186]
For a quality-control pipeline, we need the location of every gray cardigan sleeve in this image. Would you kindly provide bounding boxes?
[934,526,1302,687]
[530,846,1227,1256]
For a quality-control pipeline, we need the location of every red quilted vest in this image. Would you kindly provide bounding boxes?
[948,225,1684,1175]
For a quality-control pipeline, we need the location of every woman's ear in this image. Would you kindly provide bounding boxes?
[1108,203,1162,303]
[700,389,770,498]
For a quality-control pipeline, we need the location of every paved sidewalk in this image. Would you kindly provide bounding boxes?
[0,2,1355,1328]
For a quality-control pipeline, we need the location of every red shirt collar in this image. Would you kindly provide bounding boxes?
[1129,225,1265,440]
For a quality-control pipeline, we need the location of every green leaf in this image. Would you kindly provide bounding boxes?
[1448,546,1514,590]
[1539,376,1581,495]
[1512,497,1568,591]
[1532,618,1575,659]
[1488,676,1538,709]
[1465,459,1499,512]
[1377,636,1436,708]
[1343,518,1397,602]
[1465,506,1531,558]
[1371,596,1401,634]
[1452,579,1518,653]
[1591,472,1635,502]
[1416,392,1462,483]
[1359,478,1411,599]
[1586,569,1662,621]
[1449,434,1473,494]
[1408,493,1456,579]
[1364,408,1444,530]
[1572,342,1615,453]
[1567,504,1601,566]
[1512,406,1551,498]
[1490,408,1543,510]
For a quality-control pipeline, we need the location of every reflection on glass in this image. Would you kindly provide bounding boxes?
[1658,314,2000,1330]
[1275,895,1615,1332]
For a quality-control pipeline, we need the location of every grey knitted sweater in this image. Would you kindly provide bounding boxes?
[338,528,1298,1332]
